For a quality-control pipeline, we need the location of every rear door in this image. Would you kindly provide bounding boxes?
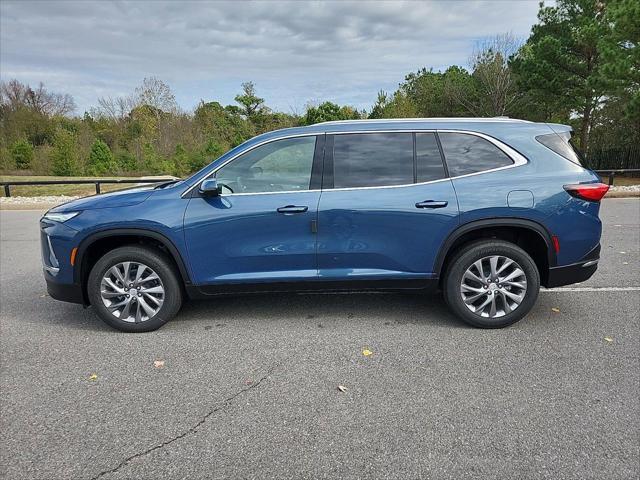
[317,132,459,282]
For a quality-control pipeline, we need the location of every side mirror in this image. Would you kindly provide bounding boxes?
[199,179,221,197]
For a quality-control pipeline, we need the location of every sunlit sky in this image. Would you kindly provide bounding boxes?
[1,0,541,114]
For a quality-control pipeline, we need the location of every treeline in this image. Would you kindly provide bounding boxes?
[1,0,638,177]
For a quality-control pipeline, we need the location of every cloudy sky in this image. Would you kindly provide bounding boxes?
[1,0,541,115]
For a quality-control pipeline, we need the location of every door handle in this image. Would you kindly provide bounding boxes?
[277,205,308,214]
[415,200,448,209]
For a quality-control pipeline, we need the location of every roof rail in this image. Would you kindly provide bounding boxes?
[315,117,532,125]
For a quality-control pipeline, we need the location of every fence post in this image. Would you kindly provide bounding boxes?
[3,184,10,198]
[608,172,614,186]
[95,182,101,194]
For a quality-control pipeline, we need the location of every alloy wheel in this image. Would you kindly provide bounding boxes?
[460,255,527,318]
[100,261,165,323]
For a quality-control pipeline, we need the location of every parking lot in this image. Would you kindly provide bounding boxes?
[1,198,638,479]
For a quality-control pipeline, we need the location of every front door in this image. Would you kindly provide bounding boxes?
[317,132,459,282]
[184,135,322,287]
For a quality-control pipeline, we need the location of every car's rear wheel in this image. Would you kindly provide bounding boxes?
[443,240,540,328]
[87,246,182,332]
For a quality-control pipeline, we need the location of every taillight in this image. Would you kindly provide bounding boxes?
[563,183,609,202]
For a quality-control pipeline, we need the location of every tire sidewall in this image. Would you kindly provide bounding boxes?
[444,240,540,328]
[87,246,182,332]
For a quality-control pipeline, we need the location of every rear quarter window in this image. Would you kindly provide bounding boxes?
[536,132,583,165]
[439,133,513,177]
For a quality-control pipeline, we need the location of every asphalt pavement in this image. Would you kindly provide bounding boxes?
[1,199,638,479]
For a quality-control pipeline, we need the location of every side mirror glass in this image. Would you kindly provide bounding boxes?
[199,179,220,197]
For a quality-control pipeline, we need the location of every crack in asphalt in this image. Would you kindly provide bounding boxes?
[90,364,278,480]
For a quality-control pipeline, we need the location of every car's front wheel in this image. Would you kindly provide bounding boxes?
[87,246,183,332]
[443,240,540,328]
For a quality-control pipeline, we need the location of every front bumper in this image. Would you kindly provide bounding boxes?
[46,277,85,305]
[545,244,600,288]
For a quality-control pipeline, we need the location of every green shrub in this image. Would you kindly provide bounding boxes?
[11,139,34,169]
[86,139,117,175]
[51,129,81,176]
[116,151,137,172]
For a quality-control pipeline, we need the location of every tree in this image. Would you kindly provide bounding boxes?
[394,67,476,118]
[369,90,417,118]
[511,0,609,151]
[235,82,266,117]
[51,129,81,176]
[304,101,360,124]
[599,0,640,124]
[0,79,75,116]
[10,139,34,169]
[463,33,522,116]
[86,139,116,175]
[133,77,178,114]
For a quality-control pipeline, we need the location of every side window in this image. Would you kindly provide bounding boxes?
[439,133,513,177]
[215,136,316,194]
[416,133,447,182]
[333,133,413,188]
[536,133,583,165]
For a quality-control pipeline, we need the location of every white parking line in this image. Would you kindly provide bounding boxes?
[541,286,640,292]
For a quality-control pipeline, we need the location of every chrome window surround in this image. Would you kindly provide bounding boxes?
[182,130,528,198]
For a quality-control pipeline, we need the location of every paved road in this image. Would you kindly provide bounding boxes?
[1,199,638,480]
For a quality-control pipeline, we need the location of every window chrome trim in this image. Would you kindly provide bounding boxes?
[182,129,528,197]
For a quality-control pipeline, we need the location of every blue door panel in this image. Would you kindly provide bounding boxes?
[317,180,459,279]
[183,192,319,285]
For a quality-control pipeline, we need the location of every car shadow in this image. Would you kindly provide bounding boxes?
[175,291,467,330]
[39,291,466,332]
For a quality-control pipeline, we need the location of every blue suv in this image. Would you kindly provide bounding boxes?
[40,118,608,332]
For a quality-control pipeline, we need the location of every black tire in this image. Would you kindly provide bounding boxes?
[87,245,183,332]
[443,240,540,328]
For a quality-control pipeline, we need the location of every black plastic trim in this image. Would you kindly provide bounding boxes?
[189,278,438,298]
[546,261,598,288]
[309,134,325,190]
[322,135,335,189]
[46,278,85,305]
[544,242,600,288]
[74,228,192,286]
[433,132,450,177]
[434,218,557,276]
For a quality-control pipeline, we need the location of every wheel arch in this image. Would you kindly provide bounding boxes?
[75,228,192,303]
[435,218,556,285]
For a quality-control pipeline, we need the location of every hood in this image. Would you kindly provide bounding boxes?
[49,185,155,213]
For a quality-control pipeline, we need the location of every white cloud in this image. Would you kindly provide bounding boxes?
[0,0,540,113]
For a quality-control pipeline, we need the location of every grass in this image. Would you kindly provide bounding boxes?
[0,175,172,197]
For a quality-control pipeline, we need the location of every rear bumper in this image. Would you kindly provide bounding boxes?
[46,277,85,305]
[545,244,600,288]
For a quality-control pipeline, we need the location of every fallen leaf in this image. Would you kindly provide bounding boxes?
[551,307,560,313]
[604,337,613,343]
[153,360,165,368]
[337,385,348,392]
[362,349,373,356]
[88,373,98,381]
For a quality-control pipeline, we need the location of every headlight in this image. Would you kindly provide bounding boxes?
[43,211,81,223]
